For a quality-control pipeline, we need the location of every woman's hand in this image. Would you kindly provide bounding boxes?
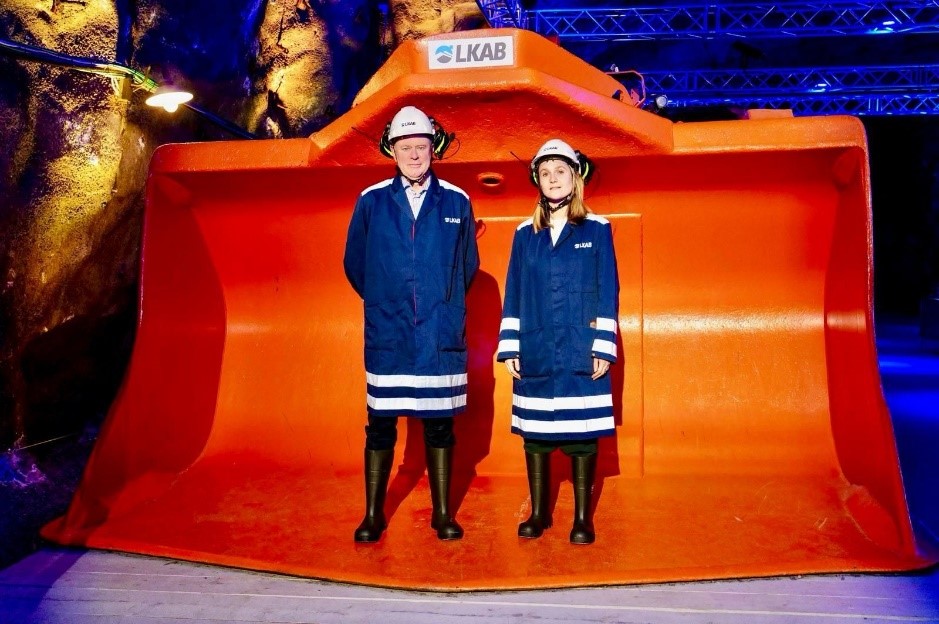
[591,357,610,380]
[505,358,521,380]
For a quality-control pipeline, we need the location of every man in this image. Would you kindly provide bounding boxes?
[343,106,479,542]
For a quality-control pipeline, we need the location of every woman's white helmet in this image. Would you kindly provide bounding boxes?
[529,138,596,186]
[531,139,579,170]
[387,106,435,142]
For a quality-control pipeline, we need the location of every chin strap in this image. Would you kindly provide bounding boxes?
[401,169,431,187]
[541,193,573,214]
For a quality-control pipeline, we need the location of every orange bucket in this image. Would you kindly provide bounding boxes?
[43,29,935,590]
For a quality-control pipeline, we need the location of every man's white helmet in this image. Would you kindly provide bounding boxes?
[531,139,579,170]
[387,106,435,142]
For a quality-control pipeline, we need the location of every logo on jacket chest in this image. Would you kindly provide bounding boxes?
[444,217,461,224]
[574,241,593,249]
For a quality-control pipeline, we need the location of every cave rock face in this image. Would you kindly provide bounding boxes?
[389,0,485,44]
[1,0,130,446]
[249,0,382,137]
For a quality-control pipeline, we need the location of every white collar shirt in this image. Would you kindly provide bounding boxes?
[402,176,430,219]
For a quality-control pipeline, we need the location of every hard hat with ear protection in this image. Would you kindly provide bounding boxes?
[529,138,595,185]
[387,106,434,142]
[379,106,453,159]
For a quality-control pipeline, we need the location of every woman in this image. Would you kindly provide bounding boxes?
[497,138,619,545]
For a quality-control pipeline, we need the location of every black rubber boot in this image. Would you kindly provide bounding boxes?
[570,452,597,545]
[518,451,553,538]
[426,446,464,540]
[353,449,393,543]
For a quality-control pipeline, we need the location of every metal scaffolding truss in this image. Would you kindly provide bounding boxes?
[475,1,939,114]
[634,64,939,115]
[642,64,939,96]
[668,93,939,115]
[530,1,939,40]
[476,0,527,28]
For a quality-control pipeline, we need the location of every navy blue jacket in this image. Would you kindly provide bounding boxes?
[497,214,619,440]
[344,173,479,418]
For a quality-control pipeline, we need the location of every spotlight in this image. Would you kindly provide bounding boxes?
[145,86,194,113]
[642,94,669,116]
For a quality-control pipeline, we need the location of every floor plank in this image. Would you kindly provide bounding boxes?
[2,549,937,624]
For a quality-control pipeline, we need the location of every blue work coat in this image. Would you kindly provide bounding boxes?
[344,173,479,418]
[497,214,619,441]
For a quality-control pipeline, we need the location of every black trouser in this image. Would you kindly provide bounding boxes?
[523,438,598,456]
[365,414,455,450]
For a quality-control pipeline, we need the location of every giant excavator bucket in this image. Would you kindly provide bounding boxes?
[43,29,936,589]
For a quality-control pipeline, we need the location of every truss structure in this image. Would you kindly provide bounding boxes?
[476,0,527,28]
[529,1,939,40]
[635,63,939,115]
[642,64,939,96]
[667,93,939,115]
[475,1,939,114]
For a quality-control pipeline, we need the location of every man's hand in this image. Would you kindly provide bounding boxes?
[504,358,521,380]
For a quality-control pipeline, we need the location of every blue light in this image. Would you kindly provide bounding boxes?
[880,359,912,369]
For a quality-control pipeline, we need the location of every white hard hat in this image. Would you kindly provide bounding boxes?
[531,139,579,170]
[387,106,435,142]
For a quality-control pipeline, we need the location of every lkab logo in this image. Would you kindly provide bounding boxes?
[434,41,507,64]
[428,36,514,70]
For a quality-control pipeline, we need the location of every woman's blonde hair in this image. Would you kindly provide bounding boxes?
[530,163,590,233]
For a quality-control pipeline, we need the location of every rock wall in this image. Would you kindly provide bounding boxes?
[388,0,485,44]
[1,0,129,448]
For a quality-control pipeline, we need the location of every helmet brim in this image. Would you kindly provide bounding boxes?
[532,155,578,174]
[390,133,435,144]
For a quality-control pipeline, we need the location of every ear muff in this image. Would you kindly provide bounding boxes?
[379,122,394,158]
[529,151,596,186]
[577,152,595,185]
[379,117,453,159]
[429,118,453,159]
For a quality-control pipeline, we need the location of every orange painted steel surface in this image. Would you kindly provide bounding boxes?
[43,29,935,589]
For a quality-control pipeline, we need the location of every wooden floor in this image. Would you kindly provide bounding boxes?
[1,547,938,624]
